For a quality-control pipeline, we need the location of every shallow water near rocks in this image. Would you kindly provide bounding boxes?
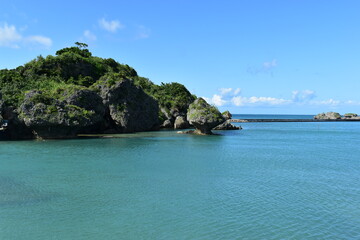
[0,115,360,239]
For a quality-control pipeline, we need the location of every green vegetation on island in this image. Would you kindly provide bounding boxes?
[0,43,199,139]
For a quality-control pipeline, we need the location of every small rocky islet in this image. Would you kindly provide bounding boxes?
[314,112,359,120]
[0,43,240,140]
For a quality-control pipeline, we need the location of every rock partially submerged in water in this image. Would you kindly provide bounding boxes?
[213,110,241,130]
[187,98,225,135]
[314,112,341,120]
[344,113,358,119]
[213,120,241,130]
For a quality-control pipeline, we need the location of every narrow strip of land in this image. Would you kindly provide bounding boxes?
[230,119,360,122]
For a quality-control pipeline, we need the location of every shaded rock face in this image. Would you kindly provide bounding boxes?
[18,90,105,139]
[98,78,159,133]
[160,108,190,129]
[161,119,172,128]
[222,110,232,120]
[213,120,241,130]
[187,98,225,135]
[174,116,189,129]
[314,112,341,120]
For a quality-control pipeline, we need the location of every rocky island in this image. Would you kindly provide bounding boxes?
[0,43,239,139]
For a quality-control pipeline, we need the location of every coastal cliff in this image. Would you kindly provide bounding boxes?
[0,43,201,139]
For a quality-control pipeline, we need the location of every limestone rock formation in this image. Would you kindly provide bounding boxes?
[222,110,232,120]
[213,110,241,130]
[344,113,358,119]
[314,112,341,120]
[98,78,159,133]
[187,98,225,135]
[161,119,172,128]
[213,120,241,130]
[174,115,189,129]
[18,89,105,139]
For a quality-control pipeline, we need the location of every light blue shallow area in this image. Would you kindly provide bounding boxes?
[0,120,360,239]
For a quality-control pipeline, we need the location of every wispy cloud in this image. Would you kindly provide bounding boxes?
[0,23,22,48]
[0,22,52,49]
[99,18,124,33]
[83,30,97,41]
[247,59,278,75]
[135,25,151,39]
[232,96,290,106]
[292,90,316,102]
[25,35,52,48]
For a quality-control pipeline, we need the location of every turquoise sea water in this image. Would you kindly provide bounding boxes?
[1,115,360,239]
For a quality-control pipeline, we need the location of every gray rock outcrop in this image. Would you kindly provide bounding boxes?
[174,115,189,129]
[187,98,225,135]
[222,110,232,120]
[213,110,241,130]
[213,120,241,130]
[98,78,159,133]
[344,113,358,119]
[314,112,341,120]
[161,119,172,128]
[18,89,105,139]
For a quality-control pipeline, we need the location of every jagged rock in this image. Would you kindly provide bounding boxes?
[18,89,105,139]
[344,113,358,118]
[314,112,341,120]
[222,110,232,120]
[174,116,189,129]
[213,120,241,130]
[161,119,173,128]
[187,98,225,135]
[98,78,159,133]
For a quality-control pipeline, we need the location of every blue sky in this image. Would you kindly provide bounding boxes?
[1,0,360,114]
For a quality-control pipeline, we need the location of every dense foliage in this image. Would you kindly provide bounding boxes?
[0,43,195,112]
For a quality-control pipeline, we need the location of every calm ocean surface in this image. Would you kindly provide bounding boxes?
[0,114,360,239]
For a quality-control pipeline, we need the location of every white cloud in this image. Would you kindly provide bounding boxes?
[314,99,340,106]
[232,96,290,106]
[203,94,227,106]
[0,23,22,48]
[0,22,52,49]
[218,87,241,96]
[25,35,52,48]
[219,88,233,95]
[83,30,97,41]
[205,87,360,109]
[99,18,124,33]
[234,88,241,95]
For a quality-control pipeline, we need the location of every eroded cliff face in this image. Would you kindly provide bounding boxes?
[10,78,160,139]
[187,98,225,135]
[97,78,159,133]
[18,89,105,138]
